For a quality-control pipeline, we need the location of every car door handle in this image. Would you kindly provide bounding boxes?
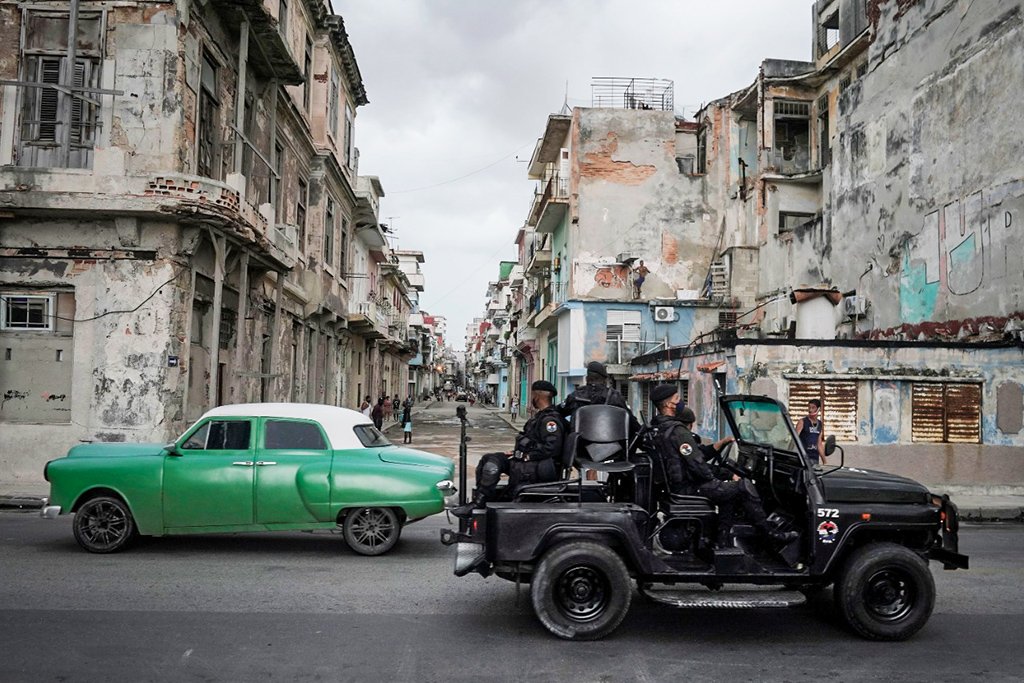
[232,461,255,466]
[255,461,277,466]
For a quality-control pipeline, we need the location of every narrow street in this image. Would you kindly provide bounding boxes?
[385,400,519,479]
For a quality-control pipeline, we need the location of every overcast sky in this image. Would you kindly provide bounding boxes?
[339,0,813,350]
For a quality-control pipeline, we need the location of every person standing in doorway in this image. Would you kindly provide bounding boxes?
[795,399,827,466]
[510,397,519,423]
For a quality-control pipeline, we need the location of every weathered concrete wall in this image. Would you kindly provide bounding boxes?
[571,109,718,301]
[0,220,188,481]
[824,0,1024,332]
[632,340,1024,486]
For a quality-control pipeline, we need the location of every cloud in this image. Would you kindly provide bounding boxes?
[340,0,813,349]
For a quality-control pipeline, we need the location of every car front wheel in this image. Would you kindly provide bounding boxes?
[835,542,935,640]
[72,495,137,553]
[530,541,632,640]
[342,507,402,556]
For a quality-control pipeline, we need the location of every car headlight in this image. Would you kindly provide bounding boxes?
[435,479,457,497]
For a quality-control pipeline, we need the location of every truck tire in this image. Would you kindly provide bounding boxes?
[835,543,935,641]
[530,541,631,640]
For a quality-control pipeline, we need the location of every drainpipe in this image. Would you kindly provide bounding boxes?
[856,261,873,335]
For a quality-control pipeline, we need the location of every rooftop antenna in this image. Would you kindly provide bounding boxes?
[559,80,571,115]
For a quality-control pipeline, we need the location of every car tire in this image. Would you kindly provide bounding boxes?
[834,542,935,641]
[72,495,138,554]
[530,541,632,641]
[342,507,402,556]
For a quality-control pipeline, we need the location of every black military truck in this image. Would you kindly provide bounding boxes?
[441,395,968,641]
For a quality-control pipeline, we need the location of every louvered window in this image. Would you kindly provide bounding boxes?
[788,380,858,442]
[18,11,103,168]
[606,310,640,364]
[911,383,982,443]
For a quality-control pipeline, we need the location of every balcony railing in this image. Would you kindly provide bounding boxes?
[767,146,813,175]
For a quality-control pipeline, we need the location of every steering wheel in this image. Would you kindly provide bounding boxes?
[711,440,751,479]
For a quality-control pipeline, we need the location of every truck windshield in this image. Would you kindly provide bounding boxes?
[727,400,799,453]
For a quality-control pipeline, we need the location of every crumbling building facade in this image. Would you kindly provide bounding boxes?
[0,0,411,482]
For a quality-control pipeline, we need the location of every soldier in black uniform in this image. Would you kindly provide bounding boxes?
[648,383,797,546]
[559,361,628,422]
[453,380,565,515]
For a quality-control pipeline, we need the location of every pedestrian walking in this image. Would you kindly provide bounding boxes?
[796,399,827,465]
[392,395,401,422]
[402,404,413,444]
[510,397,519,422]
[372,398,385,430]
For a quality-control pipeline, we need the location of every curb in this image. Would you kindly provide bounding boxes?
[959,506,1024,523]
[0,495,46,511]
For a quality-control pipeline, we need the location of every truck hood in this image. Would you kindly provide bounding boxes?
[821,466,930,504]
[65,442,170,458]
[377,447,453,471]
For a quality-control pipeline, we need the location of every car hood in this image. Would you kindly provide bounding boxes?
[377,447,453,471]
[64,442,170,458]
[820,466,930,504]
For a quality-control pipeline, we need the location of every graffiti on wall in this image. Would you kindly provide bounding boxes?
[594,264,630,289]
[900,179,1023,323]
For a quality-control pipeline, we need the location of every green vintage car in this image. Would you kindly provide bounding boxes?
[42,403,456,555]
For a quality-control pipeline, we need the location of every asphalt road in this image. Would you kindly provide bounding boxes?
[2,503,1023,683]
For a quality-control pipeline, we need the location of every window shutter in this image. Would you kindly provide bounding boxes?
[911,384,946,443]
[823,382,858,442]
[70,60,86,143]
[38,58,62,141]
[944,383,981,443]
[789,379,858,442]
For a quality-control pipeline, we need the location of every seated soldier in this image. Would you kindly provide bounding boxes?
[453,380,565,516]
[649,383,798,547]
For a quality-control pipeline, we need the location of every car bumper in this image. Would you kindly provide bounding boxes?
[41,503,61,519]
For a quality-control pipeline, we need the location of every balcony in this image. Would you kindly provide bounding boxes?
[527,173,569,234]
[346,300,386,339]
[210,0,304,85]
[526,243,552,276]
[765,146,818,178]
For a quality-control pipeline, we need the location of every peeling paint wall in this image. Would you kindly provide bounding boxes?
[571,109,718,302]
[0,0,387,484]
[632,340,1024,486]
[824,0,1024,332]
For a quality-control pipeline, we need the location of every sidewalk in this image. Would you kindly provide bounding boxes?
[5,402,1023,523]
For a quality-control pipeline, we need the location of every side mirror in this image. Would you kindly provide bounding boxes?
[164,442,181,456]
[824,435,837,457]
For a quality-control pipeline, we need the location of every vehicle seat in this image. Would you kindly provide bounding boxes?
[571,404,634,477]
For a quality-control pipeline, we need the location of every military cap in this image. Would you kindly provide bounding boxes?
[650,383,678,405]
[586,361,608,377]
[678,407,697,424]
[532,380,558,396]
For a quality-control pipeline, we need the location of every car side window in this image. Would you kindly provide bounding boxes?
[353,424,392,448]
[181,420,252,450]
[264,420,328,450]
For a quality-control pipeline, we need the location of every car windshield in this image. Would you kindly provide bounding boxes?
[725,400,800,452]
[353,424,393,448]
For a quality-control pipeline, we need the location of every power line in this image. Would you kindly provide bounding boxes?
[388,141,534,194]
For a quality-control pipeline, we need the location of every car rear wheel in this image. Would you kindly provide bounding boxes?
[342,507,402,556]
[835,543,935,640]
[530,541,631,640]
[72,495,137,553]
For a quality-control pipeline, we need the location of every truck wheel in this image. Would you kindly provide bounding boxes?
[835,543,935,641]
[530,541,631,640]
[72,495,137,553]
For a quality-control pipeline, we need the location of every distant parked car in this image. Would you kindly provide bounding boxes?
[42,403,456,555]
[455,393,468,402]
